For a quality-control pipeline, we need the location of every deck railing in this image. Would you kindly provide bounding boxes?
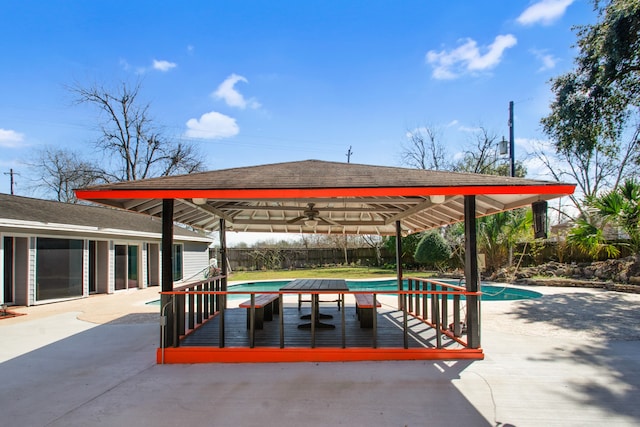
[159,277,480,352]
[161,275,227,350]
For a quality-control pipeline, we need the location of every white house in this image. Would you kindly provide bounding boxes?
[1,194,212,306]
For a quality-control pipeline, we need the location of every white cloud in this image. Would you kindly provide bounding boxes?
[152,59,177,72]
[458,125,483,133]
[213,74,261,109]
[119,58,131,71]
[0,128,25,148]
[426,34,517,79]
[185,111,239,139]
[517,0,574,26]
[531,49,558,71]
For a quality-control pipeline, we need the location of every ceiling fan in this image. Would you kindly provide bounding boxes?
[287,203,340,227]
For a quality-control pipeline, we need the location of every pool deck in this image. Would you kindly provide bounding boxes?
[1,283,640,426]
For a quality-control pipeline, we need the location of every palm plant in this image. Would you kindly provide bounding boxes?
[593,179,640,253]
[567,214,620,259]
[476,209,532,272]
[567,179,640,259]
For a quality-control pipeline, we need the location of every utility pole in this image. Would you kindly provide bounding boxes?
[509,100,515,178]
[346,146,353,163]
[4,168,17,195]
[499,102,517,265]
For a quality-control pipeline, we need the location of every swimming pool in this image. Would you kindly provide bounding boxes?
[147,279,541,304]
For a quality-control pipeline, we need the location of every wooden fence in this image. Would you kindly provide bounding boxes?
[220,247,396,270]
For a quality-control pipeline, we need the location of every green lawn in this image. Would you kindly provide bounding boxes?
[227,266,437,282]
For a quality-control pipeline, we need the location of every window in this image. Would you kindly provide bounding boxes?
[3,236,13,303]
[172,244,183,281]
[36,238,83,301]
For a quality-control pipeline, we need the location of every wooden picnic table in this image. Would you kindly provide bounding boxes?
[280,279,348,347]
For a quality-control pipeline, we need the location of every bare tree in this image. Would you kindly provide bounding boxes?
[400,126,448,170]
[28,147,104,203]
[69,80,203,182]
[452,127,501,174]
[361,234,384,266]
[451,127,527,177]
[531,124,640,217]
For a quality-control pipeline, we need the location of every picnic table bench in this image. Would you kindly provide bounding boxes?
[354,293,381,328]
[238,294,280,329]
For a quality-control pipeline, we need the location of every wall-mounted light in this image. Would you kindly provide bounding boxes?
[192,198,207,205]
[429,195,445,204]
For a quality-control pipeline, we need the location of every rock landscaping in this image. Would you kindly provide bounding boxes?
[489,255,640,293]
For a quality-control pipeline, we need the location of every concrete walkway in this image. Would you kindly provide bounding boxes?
[1,285,639,426]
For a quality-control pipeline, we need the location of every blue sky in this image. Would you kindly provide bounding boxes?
[1,0,594,200]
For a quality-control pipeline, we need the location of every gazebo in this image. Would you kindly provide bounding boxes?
[76,160,575,363]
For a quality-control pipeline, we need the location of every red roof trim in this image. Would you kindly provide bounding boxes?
[76,184,576,200]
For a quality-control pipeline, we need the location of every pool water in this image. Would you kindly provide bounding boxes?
[147,279,541,305]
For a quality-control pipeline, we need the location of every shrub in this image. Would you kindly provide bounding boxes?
[414,231,451,271]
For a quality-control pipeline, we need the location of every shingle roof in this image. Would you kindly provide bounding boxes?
[75,159,576,235]
[81,159,566,191]
[0,193,210,241]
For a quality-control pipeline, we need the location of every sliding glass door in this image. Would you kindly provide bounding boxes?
[115,244,139,290]
[36,238,83,301]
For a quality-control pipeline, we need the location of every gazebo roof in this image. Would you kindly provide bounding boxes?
[75,159,575,235]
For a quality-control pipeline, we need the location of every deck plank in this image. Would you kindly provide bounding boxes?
[180,303,463,350]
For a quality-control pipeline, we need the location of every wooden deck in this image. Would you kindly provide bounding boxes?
[179,302,463,349]
[157,288,485,363]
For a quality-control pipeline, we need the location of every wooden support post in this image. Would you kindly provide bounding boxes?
[372,293,377,349]
[441,291,448,335]
[402,293,408,349]
[249,294,255,348]
[176,293,185,339]
[453,295,461,337]
[341,292,346,349]
[219,219,227,348]
[395,220,403,310]
[279,294,285,349]
[187,292,194,330]
[434,294,442,349]
[422,281,428,320]
[408,279,413,313]
[464,195,481,349]
[160,199,174,348]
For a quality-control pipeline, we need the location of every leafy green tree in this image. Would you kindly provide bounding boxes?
[414,231,451,271]
[541,0,640,212]
[383,233,423,266]
[575,0,640,140]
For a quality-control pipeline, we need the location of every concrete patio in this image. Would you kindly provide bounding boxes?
[1,284,639,426]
